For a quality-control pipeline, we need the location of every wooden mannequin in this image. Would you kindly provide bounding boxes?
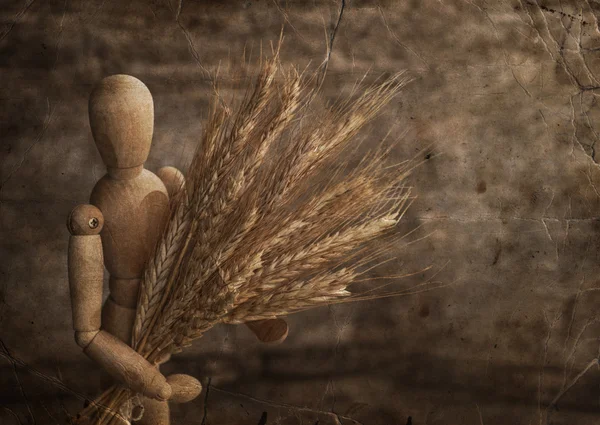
[67,75,288,424]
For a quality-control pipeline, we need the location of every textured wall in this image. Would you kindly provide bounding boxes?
[2,1,600,424]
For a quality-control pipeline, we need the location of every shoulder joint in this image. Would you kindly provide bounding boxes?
[67,204,104,235]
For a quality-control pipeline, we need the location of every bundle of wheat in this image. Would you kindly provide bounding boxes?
[73,48,425,425]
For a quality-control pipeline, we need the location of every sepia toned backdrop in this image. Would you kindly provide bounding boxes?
[2,0,600,424]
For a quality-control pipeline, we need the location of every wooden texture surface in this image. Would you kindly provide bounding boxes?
[90,169,169,279]
[88,75,154,170]
[67,234,104,333]
[83,330,171,401]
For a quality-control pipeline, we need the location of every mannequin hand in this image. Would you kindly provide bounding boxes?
[246,318,289,344]
[166,374,203,403]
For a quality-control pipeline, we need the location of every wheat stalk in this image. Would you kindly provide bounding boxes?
[131,187,190,349]
[74,48,423,425]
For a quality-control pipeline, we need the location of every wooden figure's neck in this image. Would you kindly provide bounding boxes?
[107,164,144,180]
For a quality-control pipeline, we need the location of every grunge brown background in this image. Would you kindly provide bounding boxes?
[3,1,600,424]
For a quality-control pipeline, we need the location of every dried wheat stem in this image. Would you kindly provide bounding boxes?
[132,191,191,348]
[136,219,197,356]
[77,46,416,424]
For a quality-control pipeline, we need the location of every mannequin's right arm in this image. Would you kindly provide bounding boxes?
[67,204,171,401]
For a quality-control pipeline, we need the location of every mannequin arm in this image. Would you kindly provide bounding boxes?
[157,166,186,199]
[157,166,289,344]
[67,204,171,401]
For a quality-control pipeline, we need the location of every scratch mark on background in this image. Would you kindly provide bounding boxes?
[378,6,429,69]
[0,0,37,43]
[317,0,346,90]
[0,340,36,424]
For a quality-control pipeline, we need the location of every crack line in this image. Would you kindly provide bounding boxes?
[0,338,119,421]
[200,377,211,425]
[0,340,36,424]
[210,386,364,424]
[316,0,345,90]
[547,358,599,414]
[378,5,429,69]
[2,407,23,425]
[0,0,36,43]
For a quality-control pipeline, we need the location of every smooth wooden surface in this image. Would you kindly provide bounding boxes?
[165,374,203,404]
[67,234,104,332]
[157,166,186,198]
[109,277,141,309]
[101,296,136,344]
[90,169,169,279]
[84,330,172,401]
[88,75,154,170]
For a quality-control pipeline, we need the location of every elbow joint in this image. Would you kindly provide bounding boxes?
[75,330,99,348]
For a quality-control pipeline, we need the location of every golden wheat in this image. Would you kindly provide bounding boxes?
[73,50,418,425]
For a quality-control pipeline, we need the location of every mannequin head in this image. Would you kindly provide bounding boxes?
[89,75,154,175]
